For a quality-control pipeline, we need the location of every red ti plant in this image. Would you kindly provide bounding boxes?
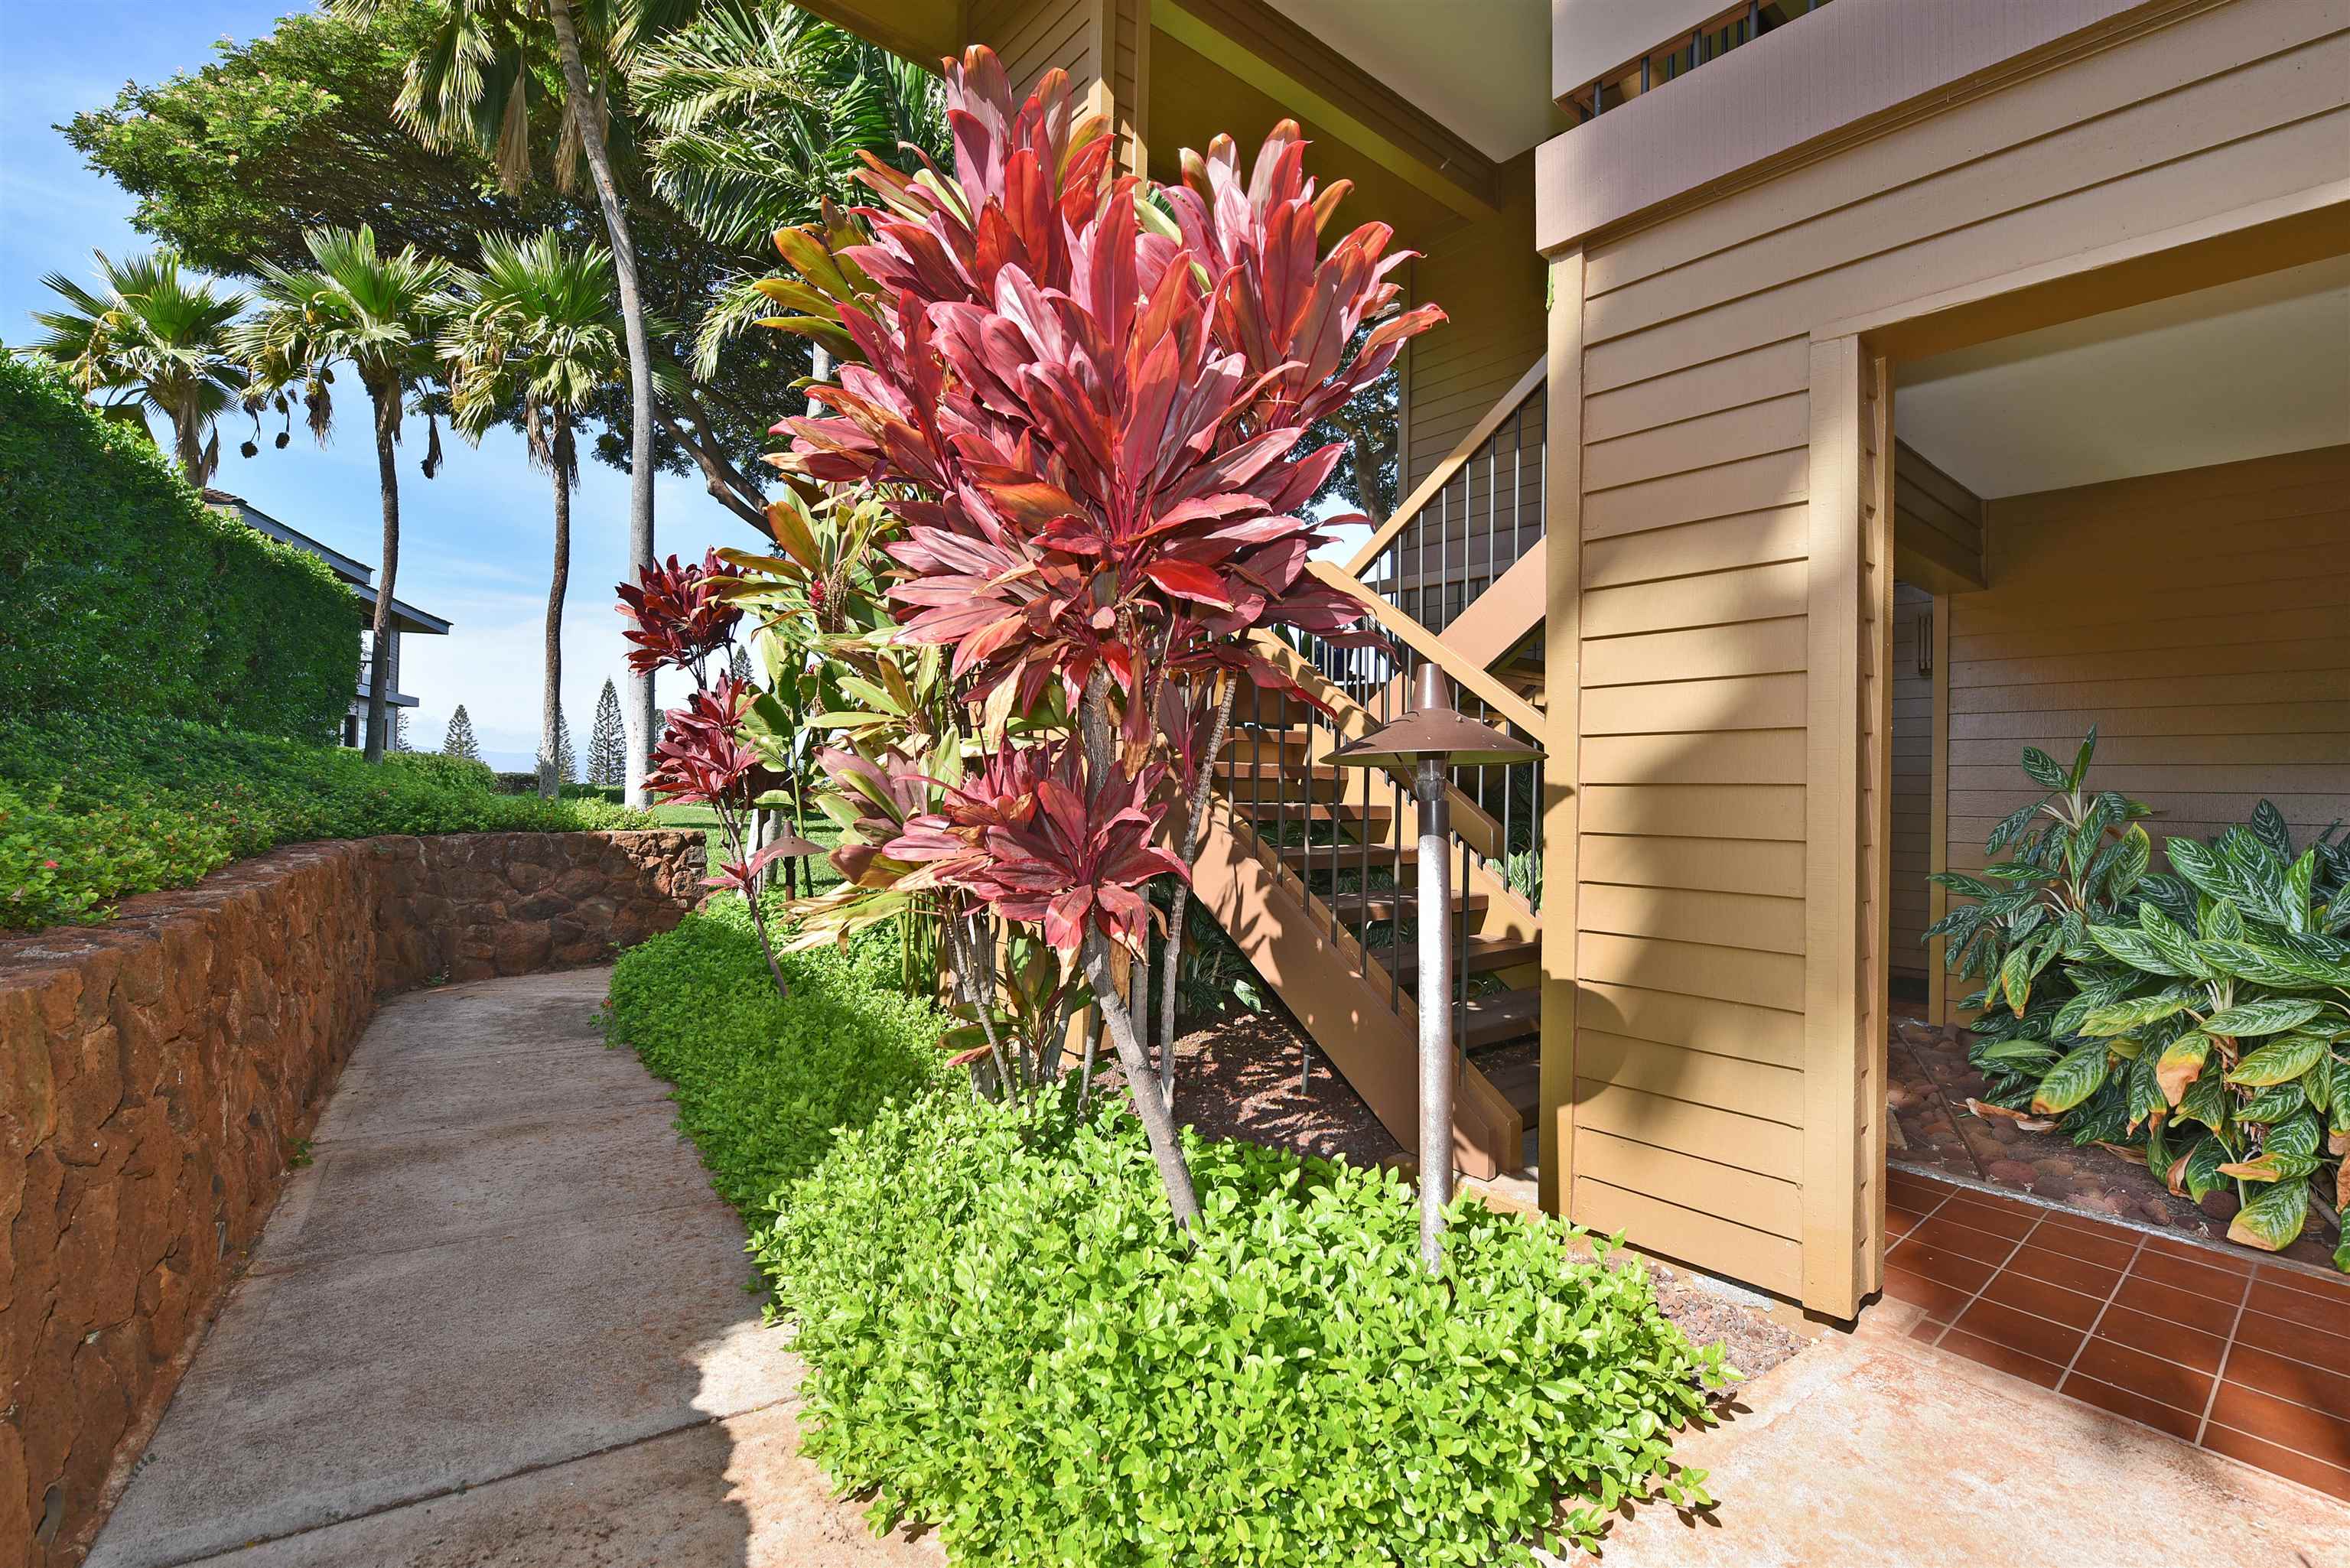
[619,554,809,999]
[757,47,1443,1225]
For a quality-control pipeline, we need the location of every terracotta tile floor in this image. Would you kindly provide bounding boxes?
[1885,1165,2350,1502]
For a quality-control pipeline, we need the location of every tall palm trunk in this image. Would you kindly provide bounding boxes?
[364,379,402,764]
[539,415,573,799]
[545,0,656,808]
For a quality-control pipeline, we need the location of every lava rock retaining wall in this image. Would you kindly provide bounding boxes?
[0,830,701,1566]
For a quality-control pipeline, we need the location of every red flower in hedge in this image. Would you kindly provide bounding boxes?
[617,551,743,679]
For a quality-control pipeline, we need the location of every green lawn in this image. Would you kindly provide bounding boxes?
[649,803,845,895]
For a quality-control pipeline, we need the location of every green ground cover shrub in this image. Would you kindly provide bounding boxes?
[0,357,363,740]
[602,897,946,1209]
[0,711,649,929]
[607,898,1727,1566]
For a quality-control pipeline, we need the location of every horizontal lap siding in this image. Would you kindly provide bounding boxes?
[1406,154,1546,497]
[1945,447,2350,876]
[1563,1,2349,1309]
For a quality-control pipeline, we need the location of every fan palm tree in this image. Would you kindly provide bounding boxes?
[444,230,627,799]
[336,0,698,808]
[23,249,251,486]
[235,225,452,763]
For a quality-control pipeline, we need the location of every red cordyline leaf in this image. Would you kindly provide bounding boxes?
[884,737,1186,955]
[617,551,744,676]
[755,44,1442,696]
[645,676,761,807]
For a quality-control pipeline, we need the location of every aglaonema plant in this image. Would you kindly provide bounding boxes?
[1932,730,2350,1270]
[751,46,1441,1226]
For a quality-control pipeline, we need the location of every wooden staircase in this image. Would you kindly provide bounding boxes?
[1182,358,1555,1182]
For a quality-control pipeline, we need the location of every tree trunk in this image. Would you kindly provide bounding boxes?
[546,0,656,807]
[539,421,571,800]
[1079,674,1200,1228]
[363,380,401,765]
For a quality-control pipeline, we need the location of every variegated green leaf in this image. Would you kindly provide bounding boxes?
[2031,1043,2111,1116]
[2225,1033,2328,1088]
[2265,1112,2323,1163]
[2086,924,2193,978]
[2203,997,2327,1038]
[2237,1082,2308,1124]
[2179,1072,2233,1130]
[2134,902,2209,979]
[2000,944,2036,1018]
[2180,1135,2228,1200]
[2020,747,2068,790]
[2227,1176,2310,1252]
[1980,1039,2059,1069]
[2125,1052,2166,1134]
[2218,1152,2319,1183]
[2078,991,2196,1037]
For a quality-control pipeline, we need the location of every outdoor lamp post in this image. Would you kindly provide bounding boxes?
[1326,663,1542,1269]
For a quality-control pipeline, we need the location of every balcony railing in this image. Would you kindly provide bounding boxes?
[1567,0,1833,122]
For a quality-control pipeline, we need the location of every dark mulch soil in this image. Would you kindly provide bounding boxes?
[1129,1003,1808,1385]
[1889,1011,2342,1269]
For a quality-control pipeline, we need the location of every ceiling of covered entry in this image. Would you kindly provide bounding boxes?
[1895,255,2350,499]
[1261,0,1566,161]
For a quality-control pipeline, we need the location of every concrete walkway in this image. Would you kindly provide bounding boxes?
[87,968,942,1568]
[1578,1294,2350,1568]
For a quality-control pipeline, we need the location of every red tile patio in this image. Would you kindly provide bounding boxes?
[1884,1164,2350,1502]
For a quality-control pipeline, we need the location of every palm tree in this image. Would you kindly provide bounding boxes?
[444,230,626,799]
[632,3,944,377]
[340,0,697,808]
[22,249,251,486]
[236,225,451,763]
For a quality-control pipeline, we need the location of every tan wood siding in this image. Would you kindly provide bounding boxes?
[1889,584,1932,982]
[1945,445,2350,877]
[1546,0,2348,1314]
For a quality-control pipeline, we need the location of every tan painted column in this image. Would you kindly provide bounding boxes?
[968,0,1147,174]
[1537,251,1584,1219]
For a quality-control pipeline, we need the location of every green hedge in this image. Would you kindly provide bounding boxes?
[0,711,651,929]
[0,357,362,739]
[606,900,1729,1565]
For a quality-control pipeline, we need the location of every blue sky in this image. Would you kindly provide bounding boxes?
[0,0,764,769]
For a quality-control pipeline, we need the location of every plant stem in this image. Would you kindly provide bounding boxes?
[715,800,790,1000]
[1081,672,1200,1227]
[1155,672,1237,1111]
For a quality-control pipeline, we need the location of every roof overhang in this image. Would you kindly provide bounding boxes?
[352,584,452,637]
[1154,0,1507,219]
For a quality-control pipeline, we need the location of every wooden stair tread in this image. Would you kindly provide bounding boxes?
[1371,933,1540,982]
[1462,987,1541,1052]
[1235,801,1394,825]
[1274,844,1418,877]
[1323,887,1489,921]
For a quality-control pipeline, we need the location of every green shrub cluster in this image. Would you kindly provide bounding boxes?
[0,357,363,740]
[603,897,947,1209]
[607,900,1727,1566]
[0,711,649,929]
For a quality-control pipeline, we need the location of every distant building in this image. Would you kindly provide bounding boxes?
[203,490,453,747]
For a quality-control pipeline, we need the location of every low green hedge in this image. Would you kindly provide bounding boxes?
[606,899,1728,1566]
[0,711,650,929]
[0,356,363,740]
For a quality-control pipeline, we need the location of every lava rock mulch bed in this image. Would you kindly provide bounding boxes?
[1889,1013,2341,1271]
[1120,1004,1808,1384]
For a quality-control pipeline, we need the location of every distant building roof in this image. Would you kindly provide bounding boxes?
[203,489,452,636]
